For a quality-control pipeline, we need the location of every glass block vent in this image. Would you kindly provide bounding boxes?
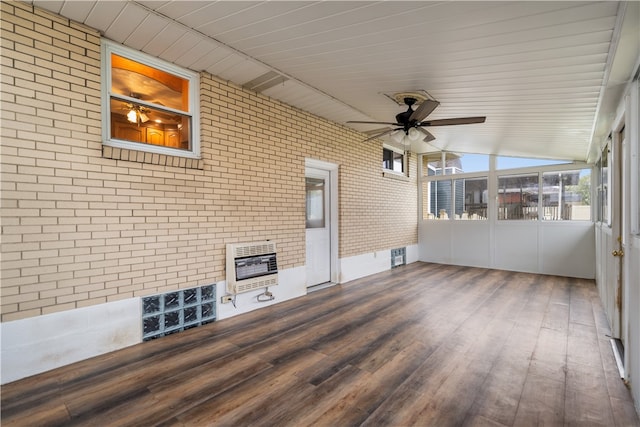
[142,284,216,341]
[391,247,406,268]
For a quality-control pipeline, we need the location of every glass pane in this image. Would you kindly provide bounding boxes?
[497,174,539,220]
[542,169,591,221]
[423,180,452,219]
[600,146,609,224]
[497,156,571,170]
[424,155,463,176]
[383,148,404,173]
[110,98,191,150]
[458,153,489,173]
[454,177,488,220]
[306,178,325,228]
[111,53,188,112]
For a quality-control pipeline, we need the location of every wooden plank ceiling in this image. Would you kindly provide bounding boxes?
[31,1,639,162]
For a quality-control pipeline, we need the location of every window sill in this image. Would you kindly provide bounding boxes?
[103,146,204,169]
[383,171,410,181]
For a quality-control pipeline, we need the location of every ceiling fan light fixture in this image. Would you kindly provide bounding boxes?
[408,127,421,141]
[126,109,137,123]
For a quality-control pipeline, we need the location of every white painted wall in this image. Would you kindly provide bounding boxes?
[419,221,595,279]
[1,298,141,384]
[216,265,307,320]
[339,244,419,284]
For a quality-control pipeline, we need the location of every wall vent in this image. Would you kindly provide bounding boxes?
[141,284,216,341]
[226,241,278,294]
[391,247,406,268]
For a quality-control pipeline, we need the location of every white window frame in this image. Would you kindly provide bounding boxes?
[101,39,200,159]
[382,144,407,176]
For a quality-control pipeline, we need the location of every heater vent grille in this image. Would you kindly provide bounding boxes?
[391,247,406,268]
[227,241,278,294]
[233,241,276,258]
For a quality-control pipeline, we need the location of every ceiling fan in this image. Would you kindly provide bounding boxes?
[348,97,486,143]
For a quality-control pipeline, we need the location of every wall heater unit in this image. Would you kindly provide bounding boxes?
[226,241,278,294]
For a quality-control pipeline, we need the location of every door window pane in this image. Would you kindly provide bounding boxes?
[498,174,539,220]
[600,145,610,224]
[306,178,325,228]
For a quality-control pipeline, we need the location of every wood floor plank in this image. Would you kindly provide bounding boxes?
[512,374,565,426]
[1,263,638,427]
[565,360,616,426]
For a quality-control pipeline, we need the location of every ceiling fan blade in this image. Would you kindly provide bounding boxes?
[409,99,440,122]
[417,128,436,142]
[420,116,486,127]
[363,128,398,142]
[347,120,400,126]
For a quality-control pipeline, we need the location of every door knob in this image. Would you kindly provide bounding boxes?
[612,250,624,257]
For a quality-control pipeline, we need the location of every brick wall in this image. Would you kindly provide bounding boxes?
[0,2,417,322]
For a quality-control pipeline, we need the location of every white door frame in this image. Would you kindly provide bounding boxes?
[305,158,339,284]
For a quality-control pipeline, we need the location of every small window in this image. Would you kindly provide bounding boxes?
[102,40,200,158]
[306,177,325,228]
[497,174,539,220]
[383,147,405,174]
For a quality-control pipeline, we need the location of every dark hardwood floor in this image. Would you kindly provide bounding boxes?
[2,262,639,426]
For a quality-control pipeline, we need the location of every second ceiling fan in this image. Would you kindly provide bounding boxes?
[348,97,486,143]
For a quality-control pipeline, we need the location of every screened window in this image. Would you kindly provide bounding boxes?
[454,177,488,220]
[102,40,199,158]
[497,174,539,220]
[542,169,591,221]
[423,180,452,219]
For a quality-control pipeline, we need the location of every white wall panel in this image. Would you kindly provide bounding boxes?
[540,222,595,278]
[1,298,141,384]
[494,223,539,273]
[419,220,595,279]
[452,222,491,268]
[418,222,452,264]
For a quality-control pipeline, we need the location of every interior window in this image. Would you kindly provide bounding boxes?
[102,40,199,158]
[383,147,405,174]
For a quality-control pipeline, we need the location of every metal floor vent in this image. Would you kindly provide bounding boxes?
[141,284,216,341]
[391,247,406,268]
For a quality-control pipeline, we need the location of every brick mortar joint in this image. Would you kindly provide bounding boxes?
[102,146,204,170]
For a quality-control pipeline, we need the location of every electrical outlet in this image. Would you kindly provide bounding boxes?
[221,295,233,304]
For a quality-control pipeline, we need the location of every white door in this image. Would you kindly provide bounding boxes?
[306,168,331,286]
[612,127,626,345]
